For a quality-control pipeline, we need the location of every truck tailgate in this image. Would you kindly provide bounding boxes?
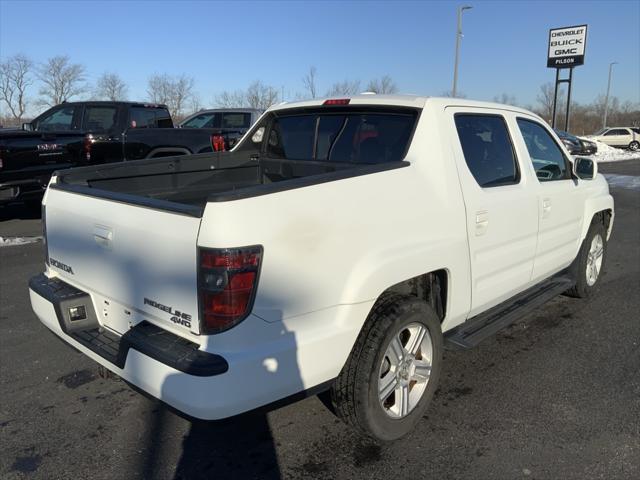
[44,187,202,339]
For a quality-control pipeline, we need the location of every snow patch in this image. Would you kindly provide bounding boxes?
[578,138,640,163]
[0,236,43,247]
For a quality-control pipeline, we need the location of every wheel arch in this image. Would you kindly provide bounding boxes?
[581,192,614,243]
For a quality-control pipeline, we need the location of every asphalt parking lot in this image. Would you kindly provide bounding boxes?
[1,160,639,480]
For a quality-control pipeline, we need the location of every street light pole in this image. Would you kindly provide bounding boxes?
[603,61,618,129]
[452,5,472,98]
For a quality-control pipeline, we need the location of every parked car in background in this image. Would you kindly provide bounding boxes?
[589,127,640,151]
[30,95,613,441]
[554,129,597,155]
[0,101,228,206]
[179,108,262,149]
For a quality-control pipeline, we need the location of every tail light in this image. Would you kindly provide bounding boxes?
[211,134,225,152]
[83,135,93,161]
[198,246,263,334]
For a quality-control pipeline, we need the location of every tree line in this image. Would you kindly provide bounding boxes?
[1,54,638,135]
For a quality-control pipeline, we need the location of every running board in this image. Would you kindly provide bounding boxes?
[445,275,575,350]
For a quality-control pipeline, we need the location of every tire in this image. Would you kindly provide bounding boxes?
[629,141,639,151]
[330,293,443,442]
[566,219,607,298]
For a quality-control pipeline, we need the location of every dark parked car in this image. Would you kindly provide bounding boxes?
[554,129,597,156]
[0,101,237,206]
[179,108,262,149]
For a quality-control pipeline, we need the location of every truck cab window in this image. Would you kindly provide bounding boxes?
[222,113,252,129]
[36,106,78,132]
[129,107,172,129]
[182,113,220,128]
[83,107,118,132]
[516,118,569,181]
[454,114,519,187]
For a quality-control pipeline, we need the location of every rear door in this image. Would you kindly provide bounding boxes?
[447,107,539,317]
[45,188,202,339]
[80,104,124,163]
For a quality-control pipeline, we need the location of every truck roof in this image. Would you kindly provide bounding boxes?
[270,94,535,117]
[58,101,169,109]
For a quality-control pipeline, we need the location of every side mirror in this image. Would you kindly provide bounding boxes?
[573,157,597,180]
[22,122,33,131]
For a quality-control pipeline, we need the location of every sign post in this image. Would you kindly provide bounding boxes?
[547,24,588,131]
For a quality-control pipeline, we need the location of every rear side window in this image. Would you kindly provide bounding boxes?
[222,112,252,129]
[454,114,519,187]
[265,110,417,164]
[36,106,79,131]
[182,113,220,128]
[516,118,569,181]
[129,107,173,128]
[83,106,118,131]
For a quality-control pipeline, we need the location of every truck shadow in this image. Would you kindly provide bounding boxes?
[130,301,302,480]
[136,403,282,480]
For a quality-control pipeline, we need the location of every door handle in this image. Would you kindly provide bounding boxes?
[94,225,113,249]
[475,211,489,236]
[542,198,552,218]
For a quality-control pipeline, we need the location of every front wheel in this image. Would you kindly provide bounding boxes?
[567,220,607,298]
[629,141,639,151]
[330,294,443,441]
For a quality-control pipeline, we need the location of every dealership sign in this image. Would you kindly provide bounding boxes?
[547,25,588,68]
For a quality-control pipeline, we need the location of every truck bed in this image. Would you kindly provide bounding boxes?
[52,151,407,216]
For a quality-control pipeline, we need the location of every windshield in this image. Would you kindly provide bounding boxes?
[593,128,607,135]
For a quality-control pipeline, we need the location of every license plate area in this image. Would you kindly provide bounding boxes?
[29,274,99,333]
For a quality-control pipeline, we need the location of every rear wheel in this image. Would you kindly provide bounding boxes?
[567,219,607,298]
[629,141,639,151]
[330,294,443,441]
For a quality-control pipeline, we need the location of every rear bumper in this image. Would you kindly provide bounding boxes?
[29,273,292,419]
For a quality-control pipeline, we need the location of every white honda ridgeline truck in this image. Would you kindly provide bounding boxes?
[30,95,614,441]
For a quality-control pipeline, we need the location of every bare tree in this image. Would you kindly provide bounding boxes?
[214,89,246,108]
[94,72,128,101]
[0,54,33,122]
[245,80,279,109]
[302,66,318,98]
[214,81,279,109]
[366,75,398,94]
[37,55,87,106]
[440,90,467,98]
[326,79,361,96]
[146,73,195,119]
[535,82,565,123]
[492,93,517,105]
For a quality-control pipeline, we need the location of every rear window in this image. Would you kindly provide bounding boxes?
[264,109,418,164]
[129,107,172,128]
[83,106,118,131]
[222,112,252,129]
